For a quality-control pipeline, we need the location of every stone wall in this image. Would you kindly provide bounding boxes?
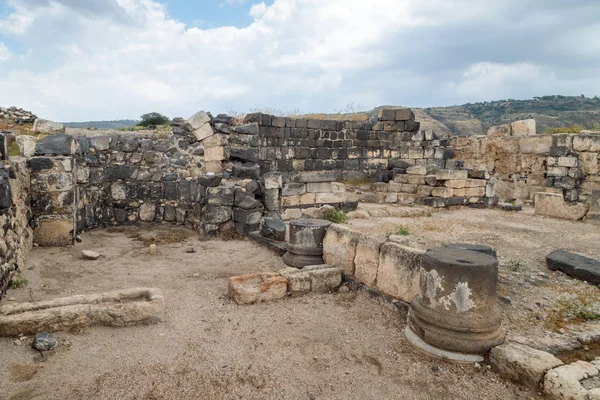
[453,120,600,207]
[0,160,33,301]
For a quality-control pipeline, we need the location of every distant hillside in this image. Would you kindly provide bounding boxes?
[421,95,600,136]
[63,119,139,129]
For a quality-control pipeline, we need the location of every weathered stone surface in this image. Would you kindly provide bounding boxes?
[0,288,165,336]
[35,134,74,156]
[34,219,72,246]
[139,203,156,222]
[207,187,234,206]
[202,205,232,224]
[81,250,100,260]
[260,217,286,242]
[376,243,424,303]
[16,135,37,157]
[307,266,343,293]
[490,342,563,390]
[227,273,287,305]
[519,136,552,154]
[435,169,468,180]
[322,224,362,275]
[263,172,283,190]
[535,193,588,221]
[32,331,58,351]
[510,333,582,356]
[354,233,387,287]
[236,195,262,210]
[193,123,214,142]
[546,250,600,284]
[544,360,600,400]
[188,111,211,130]
[278,268,311,295]
[510,119,536,136]
[284,219,331,268]
[33,118,66,135]
[234,122,259,135]
[282,183,306,196]
[198,175,222,187]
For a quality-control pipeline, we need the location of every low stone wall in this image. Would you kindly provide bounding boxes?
[322,224,423,303]
[0,160,33,301]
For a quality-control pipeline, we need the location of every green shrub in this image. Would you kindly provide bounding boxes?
[544,125,585,134]
[9,277,28,289]
[393,225,410,236]
[137,112,170,127]
[325,209,349,224]
[506,260,525,271]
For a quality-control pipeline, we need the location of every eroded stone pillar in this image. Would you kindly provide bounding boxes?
[283,219,331,268]
[406,247,504,361]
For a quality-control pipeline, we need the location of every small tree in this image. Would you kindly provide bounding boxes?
[138,112,170,127]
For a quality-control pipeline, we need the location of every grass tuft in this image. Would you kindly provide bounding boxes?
[325,209,349,224]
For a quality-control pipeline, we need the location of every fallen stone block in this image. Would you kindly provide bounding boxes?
[0,288,165,336]
[259,217,286,242]
[544,360,600,400]
[546,250,600,284]
[490,342,563,390]
[567,321,600,345]
[534,193,589,221]
[303,265,343,293]
[509,333,582,356]
[81,250,100,260]
[227,273,288,305]
[278,267,311,295]
[376,243,424,303]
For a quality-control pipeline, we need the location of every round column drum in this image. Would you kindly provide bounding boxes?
[407,247,504,355]
[283,219,331,268]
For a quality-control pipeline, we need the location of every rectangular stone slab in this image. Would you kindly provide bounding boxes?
[0,288,165,336]
[546,250,600,284]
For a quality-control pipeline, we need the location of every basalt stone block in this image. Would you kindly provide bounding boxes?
[546,250,600,284]
[28,157,54,172]
[446,243,497,258]
[233,164,260,180]
[105,165,132,181]
[207,187,235,206]
[120,137,140,152]
[236,195,263,210]
[198,175,222,187]
[246,180,260,195]
[234,123,260,135]
[213,123,231,134]
[203,205,232,224]
[260,217,286,242]
[230,147,259,163]
[0,179,12,210]
[234,208,263,225]
[35,134,74,156]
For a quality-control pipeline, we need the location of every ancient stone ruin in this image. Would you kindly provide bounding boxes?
[2,107,600,398]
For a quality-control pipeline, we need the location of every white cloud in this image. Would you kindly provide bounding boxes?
[249,2,267,19]
[0,0,599,121]
[0,42,11,62]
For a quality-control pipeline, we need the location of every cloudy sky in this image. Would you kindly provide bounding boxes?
[0,0,599,121]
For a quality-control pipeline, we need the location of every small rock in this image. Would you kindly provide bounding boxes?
[81,250,100,260]
[474,362,481,369]
[14,339,22,346]
[7,297,15,301]
[32,332,58,351]
[75,235,83,243]
[185,247,196,253]
[149,244,157,255]
[338,285,350,293]
[431,366,440,372]
[499,296,513,305]
[192,273,200,278]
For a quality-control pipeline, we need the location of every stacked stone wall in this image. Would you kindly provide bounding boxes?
[0,160,33,301]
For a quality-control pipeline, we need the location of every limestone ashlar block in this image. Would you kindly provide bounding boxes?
[519,135,552,154]
[534,192,589,221]
[416,185,434,196]
[315,192,345,204]
[306,182,333,193]
[431,187,454,198]
[454,187,485,197]
[547,167,568,177]
[557,156,578,168]
[435,169,468,180]
[396,108,415,121]
[354,234,387,286]
[406,166,427,176]
[376,243,425,303]
[262,171,283,189]
[278,268,311,295]
[227,273,288,305]
[465,179,487,188]
[490,342,563,390]
[34,218,72,246]
[282,183,306,196]
[444,179,467,189]
[510,119,536,136]
[573,135,600,152]
[303,265,343,292]
[322,224,362,275]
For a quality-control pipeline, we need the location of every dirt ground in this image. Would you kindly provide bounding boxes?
[0,222,536,400]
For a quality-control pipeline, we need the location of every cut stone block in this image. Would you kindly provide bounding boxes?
[435,169,468,180]
[354,234,387,286]
[34,219,72,247]
[278,268,311,295]
[431,187,454,198]
[509,333,582,356]
[444,179,467,189]
[307,266,343,293]
[546,250,600,284]
[227,273,288,305]
[376,243,424,303]
[490,342,563,390]
[322,224,362,275]
[534,193,589,221]
[544,360,600,400]
[0,288,165,336]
